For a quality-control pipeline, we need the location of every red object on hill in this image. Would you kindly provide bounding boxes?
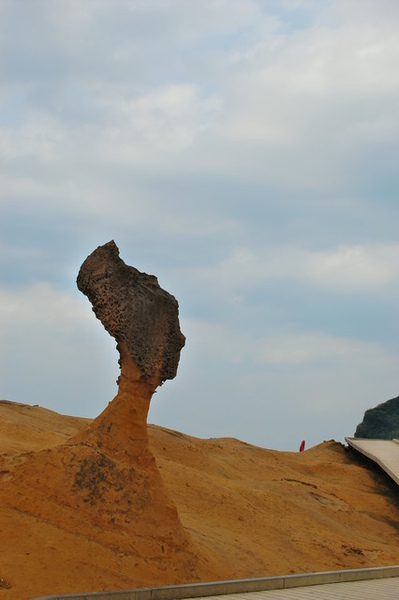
[299,440,305,452]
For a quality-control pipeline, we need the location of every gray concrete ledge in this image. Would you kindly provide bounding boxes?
[346,437,399,485]
[31,565,399,600]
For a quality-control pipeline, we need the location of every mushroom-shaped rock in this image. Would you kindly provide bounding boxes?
[0,242,203,587]
[76,241,185,456]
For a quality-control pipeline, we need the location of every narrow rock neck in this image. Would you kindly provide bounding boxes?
[74,348,160,460]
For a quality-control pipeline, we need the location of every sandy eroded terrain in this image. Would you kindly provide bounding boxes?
[0,400,398,600]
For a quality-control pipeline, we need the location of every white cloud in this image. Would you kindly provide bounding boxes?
[175,2,399,187]
[2,0,399,194]
[255,331,388,367]
[0,113,64,161]
[325,0,399,28]
[185,317,394,368]
[193,242,399,296]
[103,84,222,155]
[0,282,88,330]
[169,0,261,40]
[305,244,399,293]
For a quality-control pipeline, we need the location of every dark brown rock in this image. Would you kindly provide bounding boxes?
[77,240,185,387]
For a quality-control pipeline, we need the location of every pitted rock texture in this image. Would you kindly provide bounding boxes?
[77,240,185,385]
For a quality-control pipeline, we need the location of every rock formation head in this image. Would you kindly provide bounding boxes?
[77,241,185,389]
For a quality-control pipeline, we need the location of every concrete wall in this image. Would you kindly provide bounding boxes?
[32,565,399,600]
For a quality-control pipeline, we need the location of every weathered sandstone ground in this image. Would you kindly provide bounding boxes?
[0,399,398,600]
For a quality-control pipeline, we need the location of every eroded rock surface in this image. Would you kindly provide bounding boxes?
[77,240,185,387]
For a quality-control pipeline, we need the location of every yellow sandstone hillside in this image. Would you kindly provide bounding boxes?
[0,399,398,600]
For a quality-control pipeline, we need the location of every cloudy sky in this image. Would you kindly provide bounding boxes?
[1,0,398,451]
